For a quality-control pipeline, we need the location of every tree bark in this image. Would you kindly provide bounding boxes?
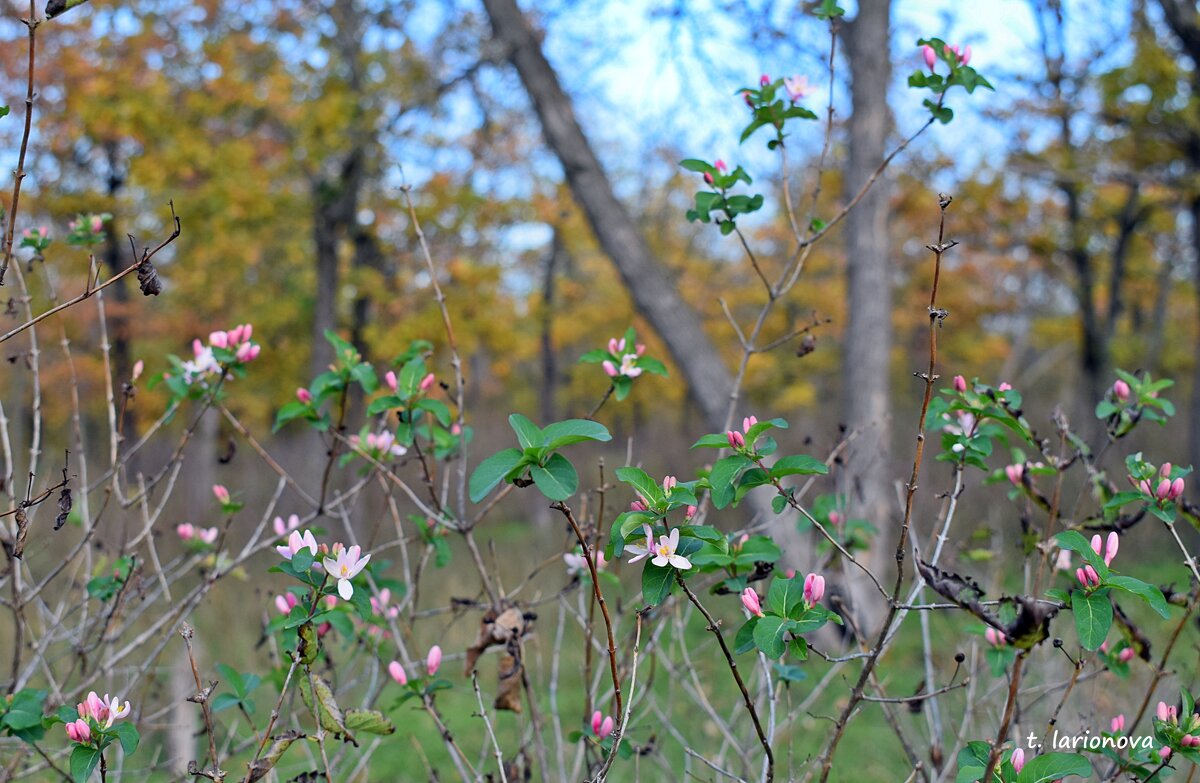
[841,0,894,601]
[480,0,736,431]
[539,230,565,424]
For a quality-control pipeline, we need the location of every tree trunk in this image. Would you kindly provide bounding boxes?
[101,144,136,441]
[1190,195,1200,483]
[480,0,736,431]
[841,0,894,617]
[539,231,564,424]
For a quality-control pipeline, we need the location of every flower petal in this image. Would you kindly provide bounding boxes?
[338,579,353,600]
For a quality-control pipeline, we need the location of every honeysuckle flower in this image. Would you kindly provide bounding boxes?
[608,337,626,355]
[1090,532,1119,566]
[1075,565,1101,588]
[1184,735,1200,747]
[942,411,977,437]
[591,710,604,735]
[783,75,814,102]
[426,645,442,676]
[1005,464,1024,486]
[274,593,299,614]
[563,551,608,576]
[324,544,371,600]
[197,527,219,545]
[295,387,313,405]
[176,523,195,541]
[960,45,972,64]
[617,353,642,377]
[77,692,107,723]
[741,587,764,617]
[998,382,1012,391]
[953,375,967,392]
[89,215,103,233]
[759,73,770,86]
[277,529,319,561]
[1112,714,1125,733]
[727,430,745,448]
[1169,477,1186,501]
[1156,479,1172,500]
[600,715,614,736]
[212,485,230,504]
[1118,647,1135,663]
[420,373,436,391]
[602,360,618,377]
[629,499,648,512]
[65,718,91,743]
[371,588,400,619]
[625,525,655,564]
[1157,701,1171,722]
[388,661,407,685]
[1160,747,1172,760]
[1011,748,1025,773]
[922,44,937,69]
[685,504,697,520]
[382,370,398,393]
[1113,379,1131,401]
[662,475,677,492]
[803,573,825,605]
[131,360,144,381]
[235,342,261,362]
[273,514,301,537]
[714,159,727,173]
[1054,549,1072,572]
[651,528,691,570]
[210,330,230,349]
[985,628,1007,646]
[742,415,758,433]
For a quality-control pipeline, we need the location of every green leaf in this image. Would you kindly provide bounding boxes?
[752,615,789,659]
[469,448,525,502]
[617,510,657,540]
[679,158,715,173]
[1015,752,1093,783]
[1105,575,1169,619]
[542,419,611,450]
[344,709,396,736]
[349,363,377,393]
[691,433,731,449]
[530,453,578,501]
[615,466,664,506]
[771,454,829,478]
[508,414,544,449]
[734,617,759,655]
[1054,531,1110,580]
[579,349,610,363]
[70,745,101,783]
[299,673,352,742]
[766,576,804,617]
[709,455,750,509]
[1071,589,1112,651]
[3,689,46,731]
[210,693,242,713]
[111,721,140,755]
[641,563,674,606]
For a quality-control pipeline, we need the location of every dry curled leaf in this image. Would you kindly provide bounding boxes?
[13,507,27,559]
[136,259,163,296]
[299,672,354,745]
[916,558,1056,649]
[245,731,303,782]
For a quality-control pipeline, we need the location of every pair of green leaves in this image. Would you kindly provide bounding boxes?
[734,575,842,659]
[469,415,611,502]
[211,664,262,716]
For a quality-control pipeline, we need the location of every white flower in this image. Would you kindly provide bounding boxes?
[564,551,608,576]
[323,544,371,600]
[625,525,655,564]
[651,528,691,570]
[618,353,643,378]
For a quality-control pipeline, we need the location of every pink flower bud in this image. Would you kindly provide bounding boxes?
[985,628,1006,646]
[89,216,103,233]
[591,710,603,735]
[727,430,745,448]
[420,373,436,391]
[1158,701,1170,722]
[600,716,614,737]
[1139,479,1153,497]
[1011,748,1025,773]
[1118,647,1135,663]
[275,594,296,614]
[635,343,645,356]
[828,511,843,526]
[743,415,758,433]
[176,523,195,540]
[1156,479,1172,500]
[602,360,618,377]
[66,718,91,743]
[998,382,1011,391]
[714,159,727,173]
[703,172,714,185]
[1160,463,1173,478]
[213,485,230,504]
[209,331,229,349]
[426,645,442,676]
[1104,532,1119,566]
[1160,747,1172,760]
[1169,478,1185,501]
[385,371,398,392]
[1005,464,1024,486]
[630,500,647,512]
[922,45,936,69]
[685,505,697,519]
[953,375,967,392]
[1113,379,1131,401]
[961,45,971,65]
[760,74,770,86]
[388,661,407,685]
[37,225,47,239]
[296,387,313,404]
[131,360,144,381]
[743,91,754,107]
[741,588,764,617]
[1111,714,1125,733]
[803,573,825,605]
[662,475,677,492]
[1090,534,1103,558]
[1084,565,1100,586]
